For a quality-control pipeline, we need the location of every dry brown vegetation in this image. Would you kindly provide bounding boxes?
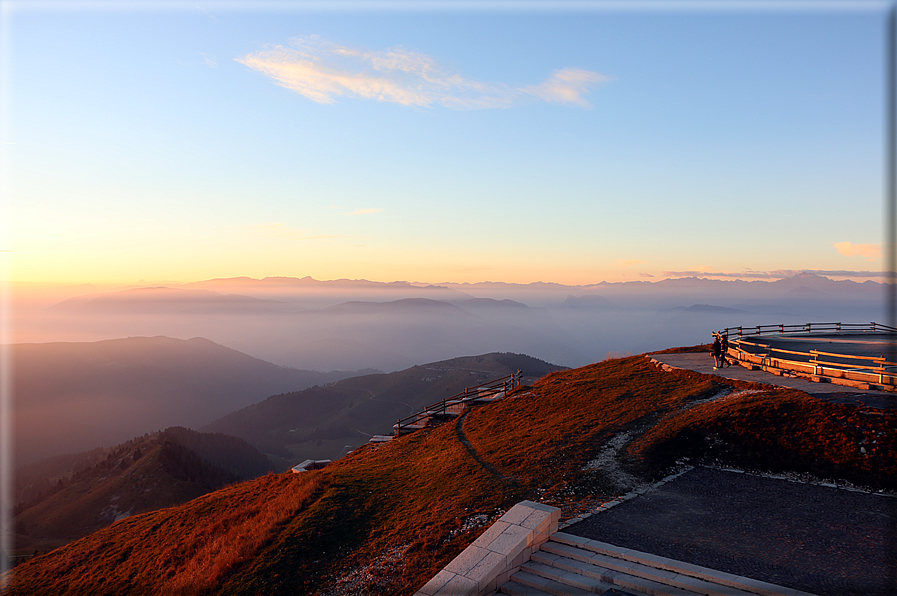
[629,387,897,488]
[7,473,324,595]
[7,350,895,595]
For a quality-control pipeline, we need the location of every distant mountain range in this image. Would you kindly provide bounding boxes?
[12,336,374,466]
[14,272,887,371]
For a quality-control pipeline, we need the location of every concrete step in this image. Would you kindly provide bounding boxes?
[426,410,461,417]
[529,551,696,596]
[499,532,818,596]
[518,561,629,594]
[539,541,755,595]
[503,570,594,596]
[549,532,817,596]
[499,578,554,596]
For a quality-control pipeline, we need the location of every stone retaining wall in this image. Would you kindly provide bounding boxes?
[414,500,560,596]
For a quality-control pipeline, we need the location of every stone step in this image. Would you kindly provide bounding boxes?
[499,578,554,596]
[519,560,639,594]
[527,552,705,596]
[549,533,817,596]
[498,533,819,596]
[426,410,461,417]
[539,541,757,596]
[504,570,594,596]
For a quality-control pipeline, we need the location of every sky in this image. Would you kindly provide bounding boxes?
[0,0,890,286]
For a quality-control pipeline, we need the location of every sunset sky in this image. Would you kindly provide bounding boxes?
[0,1,889,286]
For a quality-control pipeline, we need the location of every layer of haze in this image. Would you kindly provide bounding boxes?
[10,274,885,372]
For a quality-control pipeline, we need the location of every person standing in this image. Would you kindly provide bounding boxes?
[711,335,722,370]
[720,333,731,367]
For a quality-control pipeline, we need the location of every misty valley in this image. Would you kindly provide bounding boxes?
[8,274,887,559]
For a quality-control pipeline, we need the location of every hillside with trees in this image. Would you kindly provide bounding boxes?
[12,428,273,555]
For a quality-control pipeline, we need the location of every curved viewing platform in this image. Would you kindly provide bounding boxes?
[719,322,897,392]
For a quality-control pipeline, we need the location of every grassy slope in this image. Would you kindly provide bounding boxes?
[8,351,896,595]
[13,428,273,554]
[204,352,562,469]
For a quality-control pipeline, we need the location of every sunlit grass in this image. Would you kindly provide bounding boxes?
[8,349,895,595]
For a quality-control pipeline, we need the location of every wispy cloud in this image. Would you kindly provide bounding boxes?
[639,272,654,278]
[834,241,881,261]
[201,53,218,68]
[347,208,383,216]
[527,68,609,108]
[198,6,218,23]
[236,35,607,109]
[246,223,339,240]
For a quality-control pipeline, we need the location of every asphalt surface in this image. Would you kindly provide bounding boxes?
[566,466,897,596]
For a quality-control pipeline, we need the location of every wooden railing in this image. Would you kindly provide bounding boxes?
[719,322,897,388]
[717,321,896,339]
[393,371,523,437]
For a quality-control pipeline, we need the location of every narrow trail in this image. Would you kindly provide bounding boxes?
[455,410,518,487]
[584,387,734,494]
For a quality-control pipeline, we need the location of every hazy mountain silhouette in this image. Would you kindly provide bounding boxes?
[203,352,565,470]
[561,294,619,309]
[51,286,301,315]
[12,336,372,466]
[15,273,886,372]
[13,427,273,553]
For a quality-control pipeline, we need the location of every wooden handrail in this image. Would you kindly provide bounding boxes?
[720,321,896,339]
[394,370,522,436]
[722,323,897,385]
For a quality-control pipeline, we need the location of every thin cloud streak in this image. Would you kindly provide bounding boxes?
[237,35,607,109]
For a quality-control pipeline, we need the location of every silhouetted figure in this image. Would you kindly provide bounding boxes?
[721,333,730,367]
[711,335,722,369]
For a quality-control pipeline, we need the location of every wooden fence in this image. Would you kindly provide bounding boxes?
[715,322,897,389]
[717,321,896,338]
[393,371,523,436]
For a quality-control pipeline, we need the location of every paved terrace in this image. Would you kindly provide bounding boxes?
[652,352,897,410]
[417,345,897,596]
[565,466,897,596]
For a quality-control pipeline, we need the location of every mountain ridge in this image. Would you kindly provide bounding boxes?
[8,347,894,595]
[12,336,372,466]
